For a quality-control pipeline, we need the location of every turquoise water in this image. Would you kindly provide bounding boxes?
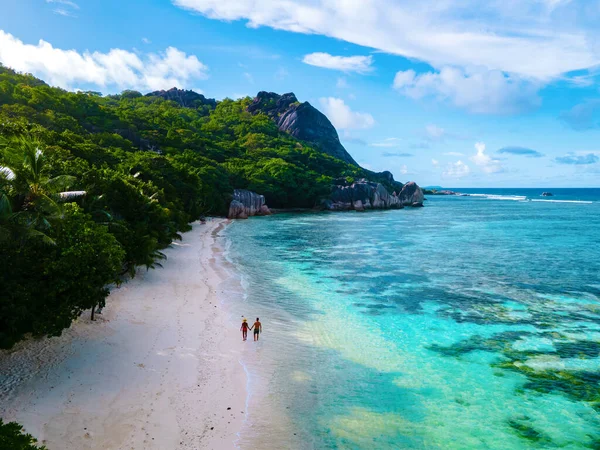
[224,192,600,449]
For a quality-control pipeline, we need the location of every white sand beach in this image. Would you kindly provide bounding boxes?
[0,219,248,450]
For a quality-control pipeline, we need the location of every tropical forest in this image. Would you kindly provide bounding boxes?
[0,64,376,350]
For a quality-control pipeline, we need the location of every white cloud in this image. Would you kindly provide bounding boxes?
[370,138,401,148]
[336,77,348,88]
[319,97,375,130]
[302,53,373,73]
[567,74,595,87]
[52,8,76,17]
[142,37,151,44]
[173,0,599,80]
[393,70,416,88]
[443,160,471,178]
[432,159,439,166]
[46,0,79,9]
[394,66,541,114]
[470,142,504,173]
[243,72,254,83]
[0,30,208,92]
[46,0,79,17]
[444,152,465,156]
[400,164,408,175]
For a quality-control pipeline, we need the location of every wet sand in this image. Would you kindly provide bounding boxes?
[0,219,247,450]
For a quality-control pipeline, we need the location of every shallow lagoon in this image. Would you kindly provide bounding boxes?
[226,192,600,449]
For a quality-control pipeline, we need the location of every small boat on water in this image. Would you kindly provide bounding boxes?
[541,192,553,197]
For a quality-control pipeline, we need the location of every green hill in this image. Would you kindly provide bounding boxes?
[0,65,407,348]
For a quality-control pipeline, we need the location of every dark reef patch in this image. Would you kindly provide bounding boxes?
[507,418,552,445]
[430,329,600,423]
[555,341,600,359]
[495,363,600,410]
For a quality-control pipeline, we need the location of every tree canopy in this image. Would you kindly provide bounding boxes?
[0,419,46,449]
[0,65,381,348]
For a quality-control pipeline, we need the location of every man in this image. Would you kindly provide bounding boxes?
[251,318,262,341]
[240,318,249,341]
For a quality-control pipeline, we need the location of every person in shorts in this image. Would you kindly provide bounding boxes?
[251,318,262,341]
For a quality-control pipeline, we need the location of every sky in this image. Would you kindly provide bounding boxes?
[1,0,600,187]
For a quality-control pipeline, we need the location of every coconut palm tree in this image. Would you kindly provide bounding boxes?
[0,135,86,244]
[0,163,54,245]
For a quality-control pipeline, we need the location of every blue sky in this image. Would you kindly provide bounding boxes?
[1,0,600,187]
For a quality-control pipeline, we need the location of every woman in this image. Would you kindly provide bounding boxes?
[240,318,249,341]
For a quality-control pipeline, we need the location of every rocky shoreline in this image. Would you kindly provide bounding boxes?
[227,91,426,220]
[227,180,425,219]
[423,189,461,196]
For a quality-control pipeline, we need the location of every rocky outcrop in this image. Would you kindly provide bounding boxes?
[399,181,425,207]
[247,91,358,165]
[321,179,402,211]
[227,189,272,219]
[321,179,425,211]
[146,87,217,110]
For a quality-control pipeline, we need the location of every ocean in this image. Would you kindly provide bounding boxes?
[222,188,600,449]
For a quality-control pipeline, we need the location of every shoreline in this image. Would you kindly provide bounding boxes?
[0,219,248,449]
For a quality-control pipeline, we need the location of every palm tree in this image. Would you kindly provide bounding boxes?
[0,162,54,245]
[0,135,86,244]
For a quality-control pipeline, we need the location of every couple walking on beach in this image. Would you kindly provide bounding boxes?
[240,318,262,341]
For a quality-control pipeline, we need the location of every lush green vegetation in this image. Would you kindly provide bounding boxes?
[0,419,46,449]
[0,65,376,349]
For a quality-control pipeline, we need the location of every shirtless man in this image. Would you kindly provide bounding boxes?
[251,318,262,341]
[240,318,249,341]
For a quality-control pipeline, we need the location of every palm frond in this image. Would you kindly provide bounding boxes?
[45,175,77,192]
[32,193,62,216]
[25,228,56,246]
[0,166,15,181]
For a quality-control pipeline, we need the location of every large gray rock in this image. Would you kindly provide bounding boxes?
[228,189,272,219]
[323,179,404,211]
[322,179,425,211]
[399,182,425,206]
[247,91,358,165]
